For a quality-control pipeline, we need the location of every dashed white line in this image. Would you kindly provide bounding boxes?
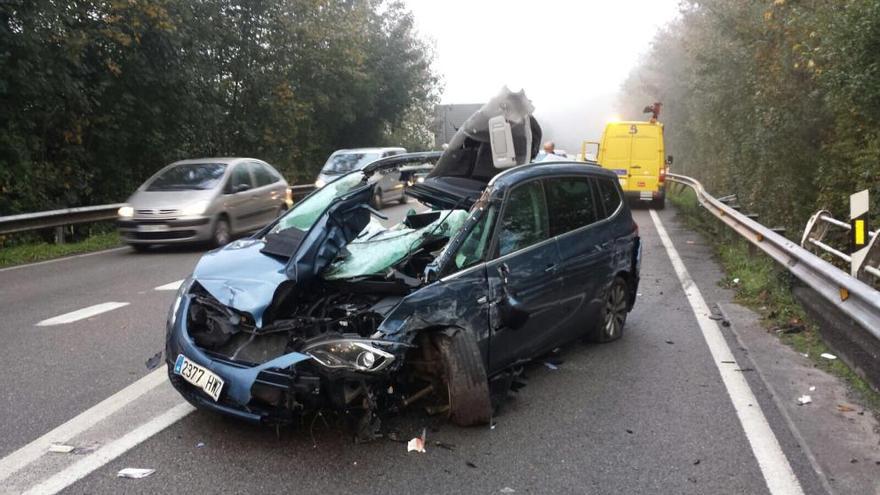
[154,279,184,291]
[0,367,166,484]
[36,302,130,326]
[21,402,194,495]
[650,209,804,495]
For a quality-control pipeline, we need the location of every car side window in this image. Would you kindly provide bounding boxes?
[226,164,253,193]
[544,177,599,236]
[250,162,277,187]
[596,177,622,219]
[497,181,549,257]
[453,205,498,271]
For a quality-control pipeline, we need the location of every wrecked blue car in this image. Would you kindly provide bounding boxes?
[166,89,641,433]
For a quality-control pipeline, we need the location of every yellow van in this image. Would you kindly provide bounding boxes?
[583,121,670,209]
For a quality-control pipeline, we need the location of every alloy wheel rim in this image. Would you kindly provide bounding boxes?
[604,285,627,337]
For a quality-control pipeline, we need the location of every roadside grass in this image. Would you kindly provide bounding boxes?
[669,187,880,412]
[0,232,122,269]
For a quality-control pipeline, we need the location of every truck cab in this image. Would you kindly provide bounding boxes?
[583,121,670,209]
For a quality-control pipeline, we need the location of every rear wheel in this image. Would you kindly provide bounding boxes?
[433,330,492,426]
[653,195,666,210]
[588,276,629,342]
[212,217,231,247]
[371,188,383,210]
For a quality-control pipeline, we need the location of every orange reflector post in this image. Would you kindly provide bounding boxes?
[839,287,849,301]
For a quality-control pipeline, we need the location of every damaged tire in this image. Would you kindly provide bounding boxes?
[434,330,492,426]
[587,276,629,343]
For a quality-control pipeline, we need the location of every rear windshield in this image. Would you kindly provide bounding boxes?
[146,163,227,191]
[321,153,380,175]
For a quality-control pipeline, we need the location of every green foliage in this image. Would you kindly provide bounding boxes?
[0,0,438,216]
[0,231,120,268]
[621,0,880,234]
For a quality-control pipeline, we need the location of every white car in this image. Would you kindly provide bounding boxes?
[314,148,407,208]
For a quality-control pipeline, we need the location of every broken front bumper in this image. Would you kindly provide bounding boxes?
[165,296,395,424]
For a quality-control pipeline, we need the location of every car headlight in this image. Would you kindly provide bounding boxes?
[314,178,326,189]
[118,205,134,218]
[416,176,425,183]
[303,339,397,373]
[179,200,209,216]
[167,277,194,329]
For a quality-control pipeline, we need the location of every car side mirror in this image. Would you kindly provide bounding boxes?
[496,263,529,330]
[232,183,251,193]
[488,115,517,168]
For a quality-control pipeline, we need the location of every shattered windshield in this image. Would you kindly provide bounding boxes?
[271,173,365,232]
[146,163,227,191]
[321,153,380,175]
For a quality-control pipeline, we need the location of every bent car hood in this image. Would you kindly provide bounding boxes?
[407,87,542,209]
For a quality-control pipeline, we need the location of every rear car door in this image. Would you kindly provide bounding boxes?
[544,176,612,343]
[485,180,565,369]
[223,163,260,232]
[248,161,286,225]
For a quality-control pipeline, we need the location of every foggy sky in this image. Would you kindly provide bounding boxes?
[404,0,681,151]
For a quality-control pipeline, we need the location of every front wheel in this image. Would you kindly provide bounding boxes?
[212,217,231,247]
[588,276,629,342]
[433,330,492,426]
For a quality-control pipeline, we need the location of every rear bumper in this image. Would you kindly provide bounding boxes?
[624,189,665,202]
[117,216,213,244]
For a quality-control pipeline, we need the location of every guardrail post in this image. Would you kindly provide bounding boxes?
[54,226,65,244]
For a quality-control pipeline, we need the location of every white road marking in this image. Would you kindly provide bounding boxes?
[36,302,130,326]
[21,402,194,495]
[0,247,129,273]
[0,367,166,484]
[154,279,183,291]
[649,209,804,495]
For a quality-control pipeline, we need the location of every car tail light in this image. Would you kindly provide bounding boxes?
[659,167,667,184]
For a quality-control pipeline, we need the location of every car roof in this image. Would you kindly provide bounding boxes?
[332,147,406,154]
[169,157,264,166]
[490,161,617,189]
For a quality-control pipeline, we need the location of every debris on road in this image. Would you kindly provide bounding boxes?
[693,459,701,465]
[820,353,837,360]
[809,386,816,392]
[48,444,75,453]
[626,429,634,434]
[407,429,426,453]
[837,404,855,413]
[196,442,205,448]
[466,461,478,468]
[665,340,674,345]
[797,395,812,405]
[117,468,155,479]
[500,488,516,493]
[544,362,558,370]
[145,351,162,370]
[732,278,740,285]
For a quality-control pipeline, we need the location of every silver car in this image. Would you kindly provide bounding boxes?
[117,158,290,250]
[314,147,407,208]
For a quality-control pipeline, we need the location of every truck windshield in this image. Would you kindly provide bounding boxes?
[321,153,380,175]
[146,163,227,191]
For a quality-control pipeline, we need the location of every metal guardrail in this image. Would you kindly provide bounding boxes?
[801,210,880,283]
[668,173,880,340]
[0,185,317,237]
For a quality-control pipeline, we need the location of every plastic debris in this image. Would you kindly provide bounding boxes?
[501,488,516,494]
[808,386,816,392]
[732,278,740,285]
[48,444,75,453]
[544,362,558,370]
[145,351,162,370]
[801,353,809,358]
[797,395,812,405]
[117,468,155,479]
[820,353,837,360]
[196,442,205,448]
[407,429,426,453]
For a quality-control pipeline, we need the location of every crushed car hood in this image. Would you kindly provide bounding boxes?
[407,87,542,209]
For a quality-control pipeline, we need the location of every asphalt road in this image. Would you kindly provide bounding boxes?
[0,202,876,494]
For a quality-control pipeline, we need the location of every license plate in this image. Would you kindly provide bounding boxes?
[137,224,169,232]
[174,354,224,401]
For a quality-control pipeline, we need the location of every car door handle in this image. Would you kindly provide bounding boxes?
[545,263,557,273]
